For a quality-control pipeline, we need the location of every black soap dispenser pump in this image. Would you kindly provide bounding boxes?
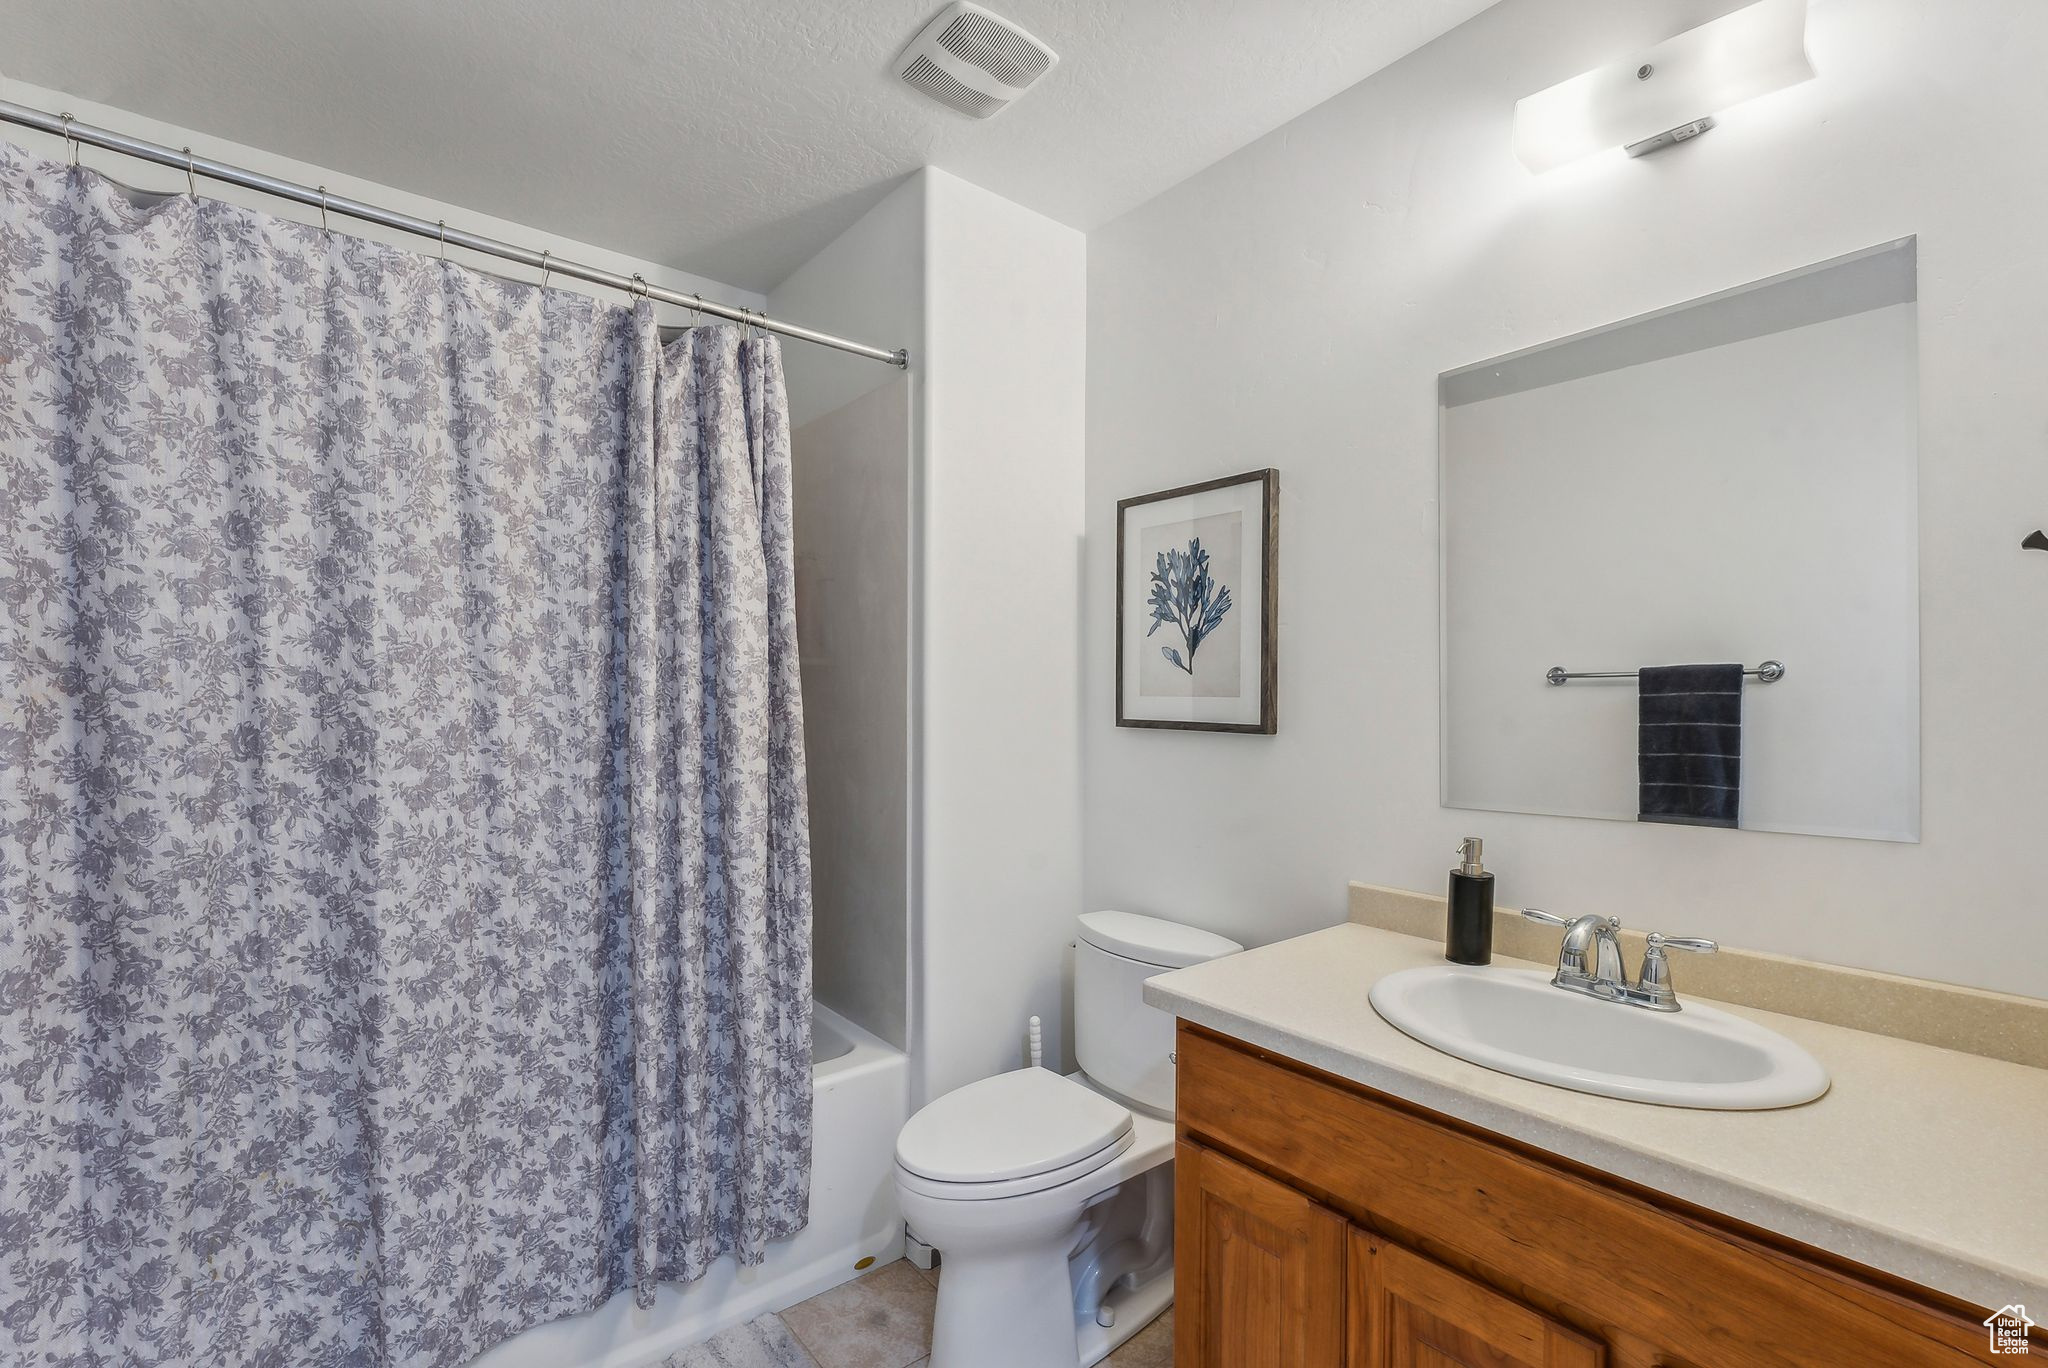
[1446,837,1494,965]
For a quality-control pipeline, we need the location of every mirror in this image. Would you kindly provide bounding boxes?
[1440,240,1919,842]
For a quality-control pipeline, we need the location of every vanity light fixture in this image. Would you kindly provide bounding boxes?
[1512,0,1814,173]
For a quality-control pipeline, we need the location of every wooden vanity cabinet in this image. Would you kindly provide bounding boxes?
[1172,1023,2016,1368]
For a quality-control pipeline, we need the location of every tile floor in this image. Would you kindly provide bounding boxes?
[662,1258,1172,1368]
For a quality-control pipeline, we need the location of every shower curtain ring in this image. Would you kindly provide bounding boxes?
[317,186,329,234]
[437,220,448,259]
[689,292,703,325]
[538,249,552,289]
[183,147,198,200]
[60,113,78,166]
[631,273,649,301]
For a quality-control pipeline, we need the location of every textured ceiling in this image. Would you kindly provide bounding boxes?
[1,0,1498,291]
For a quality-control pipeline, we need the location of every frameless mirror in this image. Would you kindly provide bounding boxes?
[1440,240,1920,842]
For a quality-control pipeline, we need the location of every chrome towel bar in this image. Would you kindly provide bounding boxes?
[1546,660,1785,686]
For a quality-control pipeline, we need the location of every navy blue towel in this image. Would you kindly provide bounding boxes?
[1638,663,1742,829]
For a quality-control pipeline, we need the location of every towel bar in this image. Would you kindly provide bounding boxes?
[1546,660,1785,686]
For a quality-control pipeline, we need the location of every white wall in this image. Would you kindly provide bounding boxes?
[771,174,928,432]
[771,176,928,1055]
[792,380,914,1049]
[770,169,1089,1102]
[0,79,759,321]
[1083,0,2048,999]
[919,170,1088,1099]
[1444,301,1920,841]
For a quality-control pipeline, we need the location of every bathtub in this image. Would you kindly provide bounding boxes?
[471,1002,910,1368]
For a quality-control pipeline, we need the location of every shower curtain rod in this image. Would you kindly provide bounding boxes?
[0,99,910,369]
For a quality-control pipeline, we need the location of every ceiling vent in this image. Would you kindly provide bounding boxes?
[893,3,1058,120]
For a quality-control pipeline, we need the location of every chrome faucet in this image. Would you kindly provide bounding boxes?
[1521,908,1717,1012]
[1563,912,1625,986]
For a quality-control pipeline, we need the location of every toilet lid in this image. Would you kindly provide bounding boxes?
[1077,911,1243,969]
[896,1068,1133,1184]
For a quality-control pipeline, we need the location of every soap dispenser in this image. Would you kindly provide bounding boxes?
[1446,837,1494,965]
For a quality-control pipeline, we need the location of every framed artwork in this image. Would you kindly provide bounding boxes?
[1116,468,1278,733]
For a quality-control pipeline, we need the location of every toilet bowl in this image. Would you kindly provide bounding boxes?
[893,912,1241,1368]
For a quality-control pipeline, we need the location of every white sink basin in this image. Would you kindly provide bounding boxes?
[1369,965,1829,1110]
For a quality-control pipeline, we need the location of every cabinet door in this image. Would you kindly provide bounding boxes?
[1350,1230,1605,1368]
[1175,1141,1346,1368]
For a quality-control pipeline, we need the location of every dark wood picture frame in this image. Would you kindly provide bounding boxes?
[1115,468,1278,734]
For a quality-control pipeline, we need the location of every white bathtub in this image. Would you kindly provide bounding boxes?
[470,1003,910,1368]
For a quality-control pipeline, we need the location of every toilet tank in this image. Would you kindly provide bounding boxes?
[1074,911,1243,1116]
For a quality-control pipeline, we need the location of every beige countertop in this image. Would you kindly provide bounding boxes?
[1144,922,2048,1312]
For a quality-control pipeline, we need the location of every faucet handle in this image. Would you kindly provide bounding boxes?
[1523,907,1622,933]
[1637,932,1718,1009]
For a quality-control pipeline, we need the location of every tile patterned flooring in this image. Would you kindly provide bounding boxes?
[662,1258,1172,1368]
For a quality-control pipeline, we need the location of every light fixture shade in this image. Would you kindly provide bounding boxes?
[1512,0,1814,173]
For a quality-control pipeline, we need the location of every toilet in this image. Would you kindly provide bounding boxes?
[894,911,1242,1368]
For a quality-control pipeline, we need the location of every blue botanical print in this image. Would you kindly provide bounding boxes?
[0,140,812,1368]
[1145,537,1234,674]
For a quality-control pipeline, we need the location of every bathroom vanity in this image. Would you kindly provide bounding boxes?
[1149,910,2048,1368]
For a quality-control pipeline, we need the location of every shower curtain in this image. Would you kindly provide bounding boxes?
[0,142,812,1367]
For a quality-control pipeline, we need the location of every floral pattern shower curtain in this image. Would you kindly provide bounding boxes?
[0,142,812,1367]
